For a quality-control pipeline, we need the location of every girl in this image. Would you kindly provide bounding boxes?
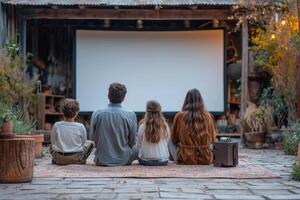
[137,100,170,166]
[169,89,216,165]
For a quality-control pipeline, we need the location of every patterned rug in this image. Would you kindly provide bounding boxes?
[34,153,279,179]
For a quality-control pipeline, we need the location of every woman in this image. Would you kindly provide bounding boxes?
[137,100,170,166]
[169,89,216,165]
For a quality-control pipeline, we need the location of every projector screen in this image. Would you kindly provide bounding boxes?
[76,30,225,113]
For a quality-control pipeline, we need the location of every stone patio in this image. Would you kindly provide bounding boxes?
[0,148,298,200]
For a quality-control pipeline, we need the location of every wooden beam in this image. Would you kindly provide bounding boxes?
[297,0,300,118]
[240,20,249,144]
[19,16,26,59]
[241,20,249,118]
[20,8,231,20]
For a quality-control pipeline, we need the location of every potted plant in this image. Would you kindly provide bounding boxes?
[0,105,16,139]
[12,106,43,158]
[242,103,267,149]
[259,87,288,149]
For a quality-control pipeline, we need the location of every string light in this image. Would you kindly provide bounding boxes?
[271,34,276,39]
[281,20,286,26]
[104,19,110,28]
[137,20,143,29]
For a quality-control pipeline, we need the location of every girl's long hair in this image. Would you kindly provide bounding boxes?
[182,88,212,135]
[141,100,169,143]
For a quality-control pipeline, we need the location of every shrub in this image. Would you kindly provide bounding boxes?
[283,122,300,155]
[292,166,300,181]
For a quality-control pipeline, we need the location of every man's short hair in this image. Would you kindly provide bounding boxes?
[62,98,80,118]
[108,83,127,104]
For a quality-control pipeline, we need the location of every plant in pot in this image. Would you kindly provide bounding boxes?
[259,87,288,149]
[242,103,268,149]
[12,106,43,158]
[0,105,16,139]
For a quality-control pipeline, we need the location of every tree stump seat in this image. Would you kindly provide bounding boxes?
[0,137,35,183]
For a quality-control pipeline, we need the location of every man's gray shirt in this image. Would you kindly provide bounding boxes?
[90,103,137,166]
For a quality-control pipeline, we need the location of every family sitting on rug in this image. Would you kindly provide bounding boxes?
[50,82,216,166]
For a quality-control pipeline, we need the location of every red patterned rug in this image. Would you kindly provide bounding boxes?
[34,154,279,179]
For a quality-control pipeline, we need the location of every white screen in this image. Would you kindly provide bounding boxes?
[76,30,224,113]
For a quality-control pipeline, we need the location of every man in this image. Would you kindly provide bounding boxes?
[90,83,137,166]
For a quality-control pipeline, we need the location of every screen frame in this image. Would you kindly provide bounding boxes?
[72,27,227,116]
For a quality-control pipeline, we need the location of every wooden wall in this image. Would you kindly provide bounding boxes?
[0,4,18,48]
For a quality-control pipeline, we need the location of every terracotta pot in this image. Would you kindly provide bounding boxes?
[244,131,265,142]
[2,121,13,133]
[31,134,44,158]
[16,134,44,158]
[0,121,15,139]
[244,131,266,149]
[246,142,264,149]
[274,142,283,150]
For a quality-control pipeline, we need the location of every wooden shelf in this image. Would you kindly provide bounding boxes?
[45,112,64,116]
[43,94,65,98]
[229,100,240,105]
[216,133,241,137]
[38,94,65,130]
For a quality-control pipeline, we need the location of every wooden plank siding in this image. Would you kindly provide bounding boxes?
[4,0,239,6]
[20,8,231,20]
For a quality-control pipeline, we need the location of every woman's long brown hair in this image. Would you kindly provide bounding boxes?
[182,89,212,135]
[141,100,169,143]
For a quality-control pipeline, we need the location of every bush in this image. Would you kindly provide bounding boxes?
[292,166,300,181]
[283,122,300,155]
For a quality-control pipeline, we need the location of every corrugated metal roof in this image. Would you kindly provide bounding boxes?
[2,0,239,6]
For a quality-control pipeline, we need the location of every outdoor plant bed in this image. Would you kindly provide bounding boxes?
[0,137,35,183]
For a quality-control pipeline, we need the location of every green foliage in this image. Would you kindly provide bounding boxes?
[4,42,19,60]
[292,166,300,181]
[0,104,16,129]
[291,32,300,53]
[12,106,36,135]
[0,49,37,108]
[234,1,298,125]
[283,122,300,155]
[0,45,38,133]
[259,87,287,128]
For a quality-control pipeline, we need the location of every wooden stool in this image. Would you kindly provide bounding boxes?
[0,137,35,183]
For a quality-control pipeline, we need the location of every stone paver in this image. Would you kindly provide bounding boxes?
[0,148,298,199]
[214,194,265,200]
[264,194,300,200]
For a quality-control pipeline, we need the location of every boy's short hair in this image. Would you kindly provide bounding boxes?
[62,98,80,118]
[108,83,127,103]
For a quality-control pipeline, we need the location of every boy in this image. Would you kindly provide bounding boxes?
[51,98,93,165]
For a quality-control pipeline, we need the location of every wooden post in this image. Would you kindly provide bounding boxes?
[19,16,26,59]
[297,57,300,118]
[240,20,249,144]
[297,0,300,118]
[0,3,5,47]
[31,19,39,58]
